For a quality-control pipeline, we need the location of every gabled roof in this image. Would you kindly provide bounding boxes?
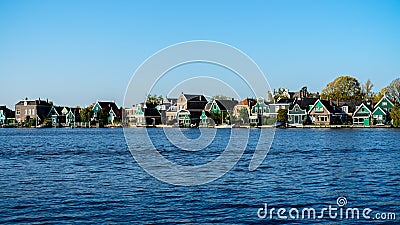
[214,99,238,111]
[376,95,394,108]
[308,99,338,114]
[353,102,373,117]
[183,94,207,102]
[289,98,319,110]
[372,106,387,116]
[338,100,365,114]
[96,101,121,117]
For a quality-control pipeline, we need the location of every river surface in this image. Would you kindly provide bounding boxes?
[0,128,399,224]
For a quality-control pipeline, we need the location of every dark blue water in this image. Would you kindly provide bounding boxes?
[0,128,399,224]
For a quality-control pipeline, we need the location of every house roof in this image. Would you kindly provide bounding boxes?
[289,98,319,110]
[353,102,373,117]
[215,99,238,111]
[0,106,14,118]
[236,98,257,107]
[275,98,295,104]
[15,99,52,106]
[97,101,121,117]
[183,94,207,102]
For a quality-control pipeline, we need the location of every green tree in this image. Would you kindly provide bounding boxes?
[362,79,374,100]
[97,108,110,126]
[147,94,163,104]
[373,87,388,104]
[390,104,400,127]
[321,76,362,103]
[236,107,249,124]
[277,109,288,124]
[80,107,93,122]
[273,88,289,101]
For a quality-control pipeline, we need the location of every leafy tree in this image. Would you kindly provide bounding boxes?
[390,104,400,127]
[80,107,93,122]
[386,78,400,104]
[273,88,289,101]
[321,76,362,103]
[277,109,288,123]
[147,94,163,105]
[362,79,374,100]
[373,87,388,104]
[97,108,110,126]
[236,107,249,124]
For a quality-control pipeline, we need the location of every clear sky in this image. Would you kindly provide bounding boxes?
[1,0,399,108]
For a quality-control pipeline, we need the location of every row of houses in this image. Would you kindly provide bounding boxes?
[0,91,395,127]
[0,98,122,127]
[122,92,395,127]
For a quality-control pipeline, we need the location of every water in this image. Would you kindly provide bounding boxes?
[0,128,399,224]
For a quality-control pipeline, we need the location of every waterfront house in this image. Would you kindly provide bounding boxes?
[352,102,373,126]
[372,96,394,124]
[233,98,256,125]
[0,106,14,126]
[47,106,80,127]
[287,98,319,126]
[157,97,178,124]
[205,99,238,125]
[268,98,295,117]
[15,98,52,124]
[308,99,343,125]
[143,103,162,126]
[176,93,208,127]
[249,97,272,125]
[92,101,122,124]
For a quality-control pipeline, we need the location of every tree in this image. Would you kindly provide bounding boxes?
[390,104,400,127]
[147,94,163,105]
[97,108,110,126]
[321,76,362,102]
[236,107,249,124]
[277,109,288,124]
[80,107,93,122]
[373,87,388,104]
[212,95,231,100]
[267,91,274,102]
[362,79,374,100]
[273,88,289,101]
[386,78,400,104]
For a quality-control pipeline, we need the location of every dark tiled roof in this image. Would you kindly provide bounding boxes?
[276,98,295,104]
[290,98,319,110]
[187,101,208,110]
[184,94,207,102]
[15,99,52,106]
[98,101,121,117]
[215,99,238,111]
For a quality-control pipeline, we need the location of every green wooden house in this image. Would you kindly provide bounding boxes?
[250,97,269,115]
[372,96,394,124]
[199,110,208,127]
[92,101,122,124]
[177,109,191,127]
[352,102,373,126]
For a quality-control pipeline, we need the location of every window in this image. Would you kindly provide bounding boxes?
[25,109,27,115]
[28,109,31,115]
[383,102,387,106]
[32,109,35,115]
[16,109,20,115]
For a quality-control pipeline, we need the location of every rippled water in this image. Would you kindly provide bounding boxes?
[0,128,399,224]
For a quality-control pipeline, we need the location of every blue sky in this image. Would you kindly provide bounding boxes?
[1,0,399,108]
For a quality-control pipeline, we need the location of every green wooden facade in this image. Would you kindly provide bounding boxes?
[250,97,269,115]
[288,104,307,125]
[372,96,394,124]
[199,110,208,127]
